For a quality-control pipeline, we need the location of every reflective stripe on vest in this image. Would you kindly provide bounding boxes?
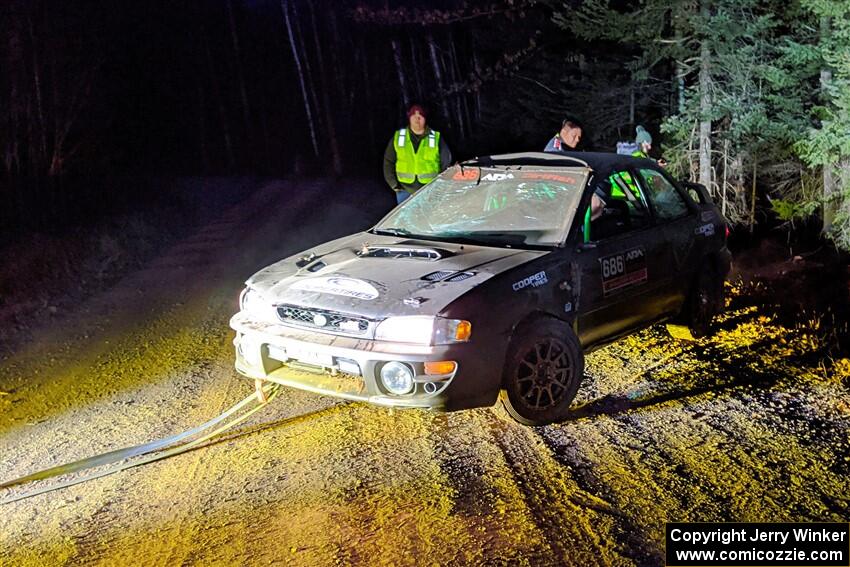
[394,128,441,185]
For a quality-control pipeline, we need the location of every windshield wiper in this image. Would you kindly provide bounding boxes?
[372,227,414,237]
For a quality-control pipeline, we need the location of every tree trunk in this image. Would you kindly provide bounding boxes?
[391,39,410,109]
[409,36,424,101]
[202,20,235,170]
[820,16,836,232]
[749,159,757,233]
[673,7,686,114]
[226,0,253,158]
[328,8,348,135]
[289,1,323,141]
[448,37,468,142]
[427,33,447,119]
[469,30,484,124]
[307,1,342,175]
[281,0,319,158]
[722,139,729,217]
[27,14,48,172]
[698,1,712,190]
[356,36,376,150]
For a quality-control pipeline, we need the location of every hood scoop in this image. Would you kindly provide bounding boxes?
[357,245,452,261]
[422,270,476,282]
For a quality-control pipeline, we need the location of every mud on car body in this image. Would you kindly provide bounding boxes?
[230,152,731,425]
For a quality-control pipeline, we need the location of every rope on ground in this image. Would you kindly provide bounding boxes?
[0,383,280,505]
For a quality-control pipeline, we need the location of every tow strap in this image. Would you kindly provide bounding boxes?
[0,383,280,505]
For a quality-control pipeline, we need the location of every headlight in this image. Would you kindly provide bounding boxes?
[239,287,271,319]
[380,362,414,395]
[374,316,472,345]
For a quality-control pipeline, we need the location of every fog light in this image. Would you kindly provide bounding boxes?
[380,362,414,395]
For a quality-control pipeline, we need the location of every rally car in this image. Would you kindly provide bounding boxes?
[230,152,730,425]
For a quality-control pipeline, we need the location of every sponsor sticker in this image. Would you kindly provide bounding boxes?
[451,166,480,181]
[519,172,577,184]
[695,223,715,237]
[481,172,514,181]
[512,270,548,291]
[291,277,379,300]
[600,247,648,296]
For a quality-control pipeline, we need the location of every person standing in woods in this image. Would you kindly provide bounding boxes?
[543,118,583,153]
[632,125,668,167]
[633,125,653,158]
[383,104,452,204]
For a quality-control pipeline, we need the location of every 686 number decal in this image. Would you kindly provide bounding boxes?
[601,255,625,278]
[599,247,648,295]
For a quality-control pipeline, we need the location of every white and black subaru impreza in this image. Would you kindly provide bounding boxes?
[230,152,731,425]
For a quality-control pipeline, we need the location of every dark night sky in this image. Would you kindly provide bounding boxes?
[1,0,664,236]
[35,2,647,168]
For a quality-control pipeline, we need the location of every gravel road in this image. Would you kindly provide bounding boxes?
[1,179,847,566]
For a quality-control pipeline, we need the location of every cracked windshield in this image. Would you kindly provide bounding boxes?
[375,166,588,247]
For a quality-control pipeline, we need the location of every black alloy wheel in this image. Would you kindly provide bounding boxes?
[500,319,584,425]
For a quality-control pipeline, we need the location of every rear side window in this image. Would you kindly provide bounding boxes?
[639,169,690,221]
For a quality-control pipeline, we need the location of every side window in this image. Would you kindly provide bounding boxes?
[587,170,651,241]
[639,168,690,221]
[685,186,702,204]
[682,181,708,205]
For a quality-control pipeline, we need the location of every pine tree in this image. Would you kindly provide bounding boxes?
[557,0,823,228]
[795,0,850,248]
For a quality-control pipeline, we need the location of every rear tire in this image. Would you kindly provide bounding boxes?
[500,319,584,425]
[668,264,723,340]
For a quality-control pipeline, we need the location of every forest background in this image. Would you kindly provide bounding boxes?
[1,0,848,249]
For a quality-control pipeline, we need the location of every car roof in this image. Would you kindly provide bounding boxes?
[462,151,658,176]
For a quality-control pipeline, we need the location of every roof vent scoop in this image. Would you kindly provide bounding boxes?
[357,246,451,261]
[422,270,455,281]
[422,271,476,282]
[445,272,475,282]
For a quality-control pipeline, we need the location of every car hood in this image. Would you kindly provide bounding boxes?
[246,232,548,317]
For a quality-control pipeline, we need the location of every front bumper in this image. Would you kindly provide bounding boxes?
[229,312,486,411]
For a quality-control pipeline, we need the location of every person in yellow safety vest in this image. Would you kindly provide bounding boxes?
[383,104,452,205]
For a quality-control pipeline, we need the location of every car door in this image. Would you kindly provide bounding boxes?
[635,167,700,309]
[571,168,675,347]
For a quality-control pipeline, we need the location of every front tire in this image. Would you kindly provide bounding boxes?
[500,319,584,425]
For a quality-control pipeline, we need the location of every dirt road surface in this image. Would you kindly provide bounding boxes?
[1,179,848,566]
